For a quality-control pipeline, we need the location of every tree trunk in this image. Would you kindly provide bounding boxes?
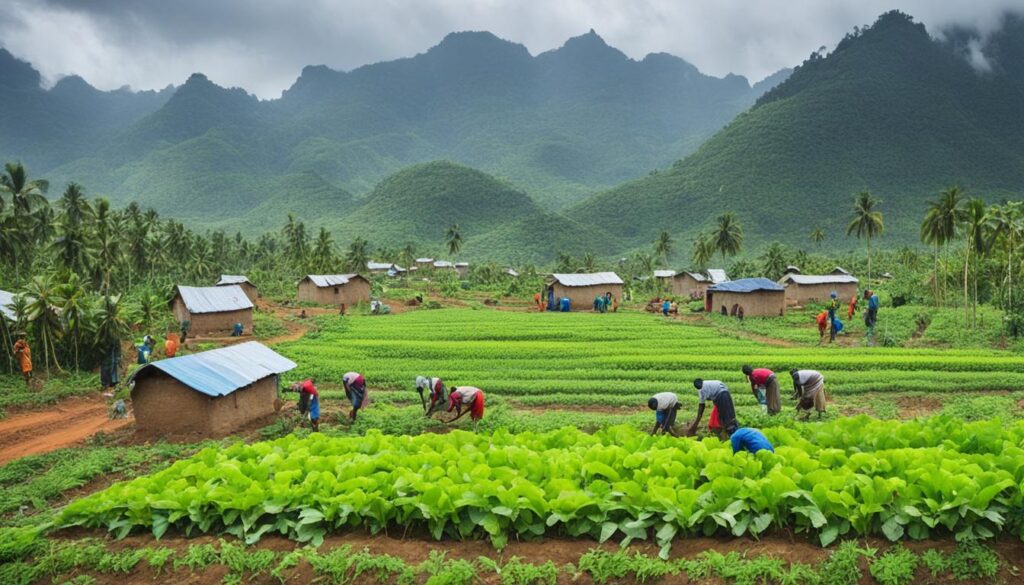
[964,239,971,326]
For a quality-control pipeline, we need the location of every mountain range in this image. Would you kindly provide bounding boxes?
[2,11,1023,262]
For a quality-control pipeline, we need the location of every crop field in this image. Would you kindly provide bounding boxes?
[5,306,1024,584]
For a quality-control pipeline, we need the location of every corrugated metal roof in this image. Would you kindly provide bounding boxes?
[683,272,708,282]
[780,274,859,285]
[132,341,295,397]
[416,258,434,263]
[216,275,252,286]
[175,285,253,314]
[0,289,16,322]
[305,274,363,287]
[706,269,729,284]
[653,270,676,278]
[550,272,624,287]
[367,262,393,270]
[433,260,454,268]
[454,262,469,267]
[831,267,851,275]
[709,278,784,293]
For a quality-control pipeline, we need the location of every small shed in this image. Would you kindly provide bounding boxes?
[297,274,371,306]
[171,285,253,337]
[779,273,859,307]
[433,260,457,272]
[455,262,470,278]
[130,342,295,436]
[216,275,258,302]
[415,258,434,269]
[367,262,406,276]
[668,269,729,300]
[546,272,624,311]
[705,278,785,318]
[0,289,15,322]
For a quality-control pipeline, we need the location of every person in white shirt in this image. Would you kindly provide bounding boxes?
[686,378,738,437]
[647,392,681,436]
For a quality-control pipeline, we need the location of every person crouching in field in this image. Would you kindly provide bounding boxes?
[790,369,827,420]
[742,365,781,415]
[342,371,367,421]
[415,376,448,416]
[289,378,321,431]
[648,392,681,436]
[447,386,485,427]
[730,427,775,455]
[686,379,738,437]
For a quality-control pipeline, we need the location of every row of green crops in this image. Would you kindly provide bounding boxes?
[276,310,1024,399]
[56,417,1024,555]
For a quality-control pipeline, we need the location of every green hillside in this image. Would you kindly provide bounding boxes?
[2,31,787,220]
[329,161,619,262]
[570,11,1024,249]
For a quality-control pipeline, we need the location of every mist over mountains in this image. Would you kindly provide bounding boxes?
[2,10,1023,262]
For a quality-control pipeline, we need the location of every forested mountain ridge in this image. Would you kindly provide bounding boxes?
[570,11,1024,249]
[0,31,787,229]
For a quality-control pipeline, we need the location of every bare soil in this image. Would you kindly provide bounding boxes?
[895,395,944,419]
[0,393,131,464]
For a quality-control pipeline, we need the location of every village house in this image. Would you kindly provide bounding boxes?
[705,278,785,318]
[297,274,372,306]
[545,272,624,311]
[170,285,253,337]
[216,275,258,302]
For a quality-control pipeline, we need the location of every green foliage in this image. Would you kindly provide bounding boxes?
[818,541,875,585]
[868,545,917,585]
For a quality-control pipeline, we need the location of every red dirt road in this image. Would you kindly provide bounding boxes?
[0,394,130,464]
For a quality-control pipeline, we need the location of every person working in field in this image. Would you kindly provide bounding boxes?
[447,386,485,426]
[827,292,841,343]
[729,427,775,455]
[816,310,829,344]
[289,378,321,431]
[686,379,738,437]
[863,289,880,346]
[136,335,155,364]
[534,292,544,311]
[742,365,781,415]
[12,333,32,387]
[647,391,681,436]
[790,369,827,419]
[164,333,179,358]
[662,298,670,316]
[342,371,368,421]
[415,376,448,416]
[847,293,858,321]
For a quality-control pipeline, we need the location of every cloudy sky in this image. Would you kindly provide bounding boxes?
[1,0,1020,98]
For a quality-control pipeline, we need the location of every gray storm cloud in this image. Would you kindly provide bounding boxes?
[1,0,1021,98]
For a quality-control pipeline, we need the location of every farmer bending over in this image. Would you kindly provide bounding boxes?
[342,371,367,421]
[415,376,448,416]
[447,386,485,426]
[742,365,781,415]
[730,427,775,455]
[289,378,321,431]
[648,391,681,436]
[790,369,827,420]
[686,379,738,437]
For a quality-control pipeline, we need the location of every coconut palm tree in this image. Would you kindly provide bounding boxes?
[343,237,370,273]
[22,275,65,372]
[311,228,336,273]
[445,224,463,256]
[654,231,673,265]
[760,242,788,281]
[961,199,994,325]
[95,294,130,352]
[691,232,714,270]
[808,227,825,247]
[711,213,744,264]
[580,253,597,272]
[0,161,49,220]
[920,187,965,304]
[56,273,88,370]
[846,191,884,281]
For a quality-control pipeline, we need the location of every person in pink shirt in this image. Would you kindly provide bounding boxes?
[742,365,781,415]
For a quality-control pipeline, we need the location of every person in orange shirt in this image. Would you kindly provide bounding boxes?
[848,294,858,321]
[164,333,180,358]
[534,292,544,311]
[13,333,32,387]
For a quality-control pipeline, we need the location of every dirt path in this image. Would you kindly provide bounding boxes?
[0,393,131,465]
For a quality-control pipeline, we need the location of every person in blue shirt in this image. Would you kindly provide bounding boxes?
[863,289,880,346]
[231,322,244,337]
[136,335,154,364]
[662,299,670,316]
[730,428,775,455]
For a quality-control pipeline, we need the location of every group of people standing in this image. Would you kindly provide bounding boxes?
[647,365,829,455]
[593,292,618,313]
[819,289,880,345]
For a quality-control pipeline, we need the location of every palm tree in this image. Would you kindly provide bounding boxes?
[0,162,49,274]
[53,184,94,275]
[56,273,87,370]
[760,242,788,281]
[846,191,884,281]
[808,227,825,247]
[0,161,49,220]
[921,187,965,304]
[711,213,744,263]
[23,275,65,372]
[691,232,714,269]
[654,231,673,265]
[989,202,1022,310]
[311,228,336,273]
[95,294,130,352]
[343,237,370,273]
[580,253,597,273]
[445,224,463,256]
[961,199,994,325]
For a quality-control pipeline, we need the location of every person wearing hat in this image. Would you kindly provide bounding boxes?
[12,333,32,387]
[742,365,781,415]
[288,378,321,431]
[447,386,485,426]
[790,369,827,419]
[415,375,448,416]
[342,371,368,421]
[647,391,681,436]
[686,379,738,437]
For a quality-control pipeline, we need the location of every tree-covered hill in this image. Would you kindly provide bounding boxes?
[570,11,1024,250]
[0,31,786,222]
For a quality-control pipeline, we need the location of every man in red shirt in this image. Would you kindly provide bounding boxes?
[742,365,781,415]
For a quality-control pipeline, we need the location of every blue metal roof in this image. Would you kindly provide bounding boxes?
[132,341,296,397]
[709,277,784,293]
